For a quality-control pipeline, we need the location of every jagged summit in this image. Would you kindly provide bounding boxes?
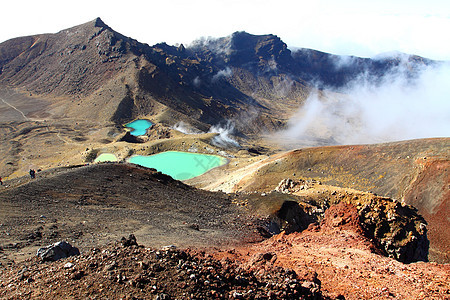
[227,31,288,54]
[63,17,110,32]
[50,17,114,42]
[189,31,293,73]
[93,16,107,28]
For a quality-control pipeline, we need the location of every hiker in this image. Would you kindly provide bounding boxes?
[0,176,3,185]
[30,169,36,179]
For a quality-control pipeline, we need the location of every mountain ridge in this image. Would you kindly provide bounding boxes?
[0,18,437,134]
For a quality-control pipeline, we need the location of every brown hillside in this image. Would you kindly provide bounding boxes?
[0,18,310,133]
[0,163,263,267]
[191,138,450,263]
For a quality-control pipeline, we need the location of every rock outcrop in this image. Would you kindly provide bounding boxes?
[36,241,80,262]
[275,178,319,193]
[119,131,148,143]
[268,178,429,263]
[236,139,448,263]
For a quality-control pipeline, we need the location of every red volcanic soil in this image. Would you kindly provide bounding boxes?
[216,203,450,300]
[229,138,449,263]
[405,158,450,263]
[0,240,327,300]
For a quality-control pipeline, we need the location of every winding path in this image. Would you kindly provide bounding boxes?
[0,96,29,121]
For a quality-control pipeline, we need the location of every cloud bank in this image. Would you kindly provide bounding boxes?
[276,61,450,147]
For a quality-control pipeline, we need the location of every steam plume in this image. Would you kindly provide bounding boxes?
[209,121,240,148]
[276,60,450,147]
[212,67,233,82]
[172,121,203,134]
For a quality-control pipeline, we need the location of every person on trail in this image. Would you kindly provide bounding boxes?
[29,169,36,179]
[0,176,3,185]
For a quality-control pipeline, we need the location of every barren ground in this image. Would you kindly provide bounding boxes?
[0,163,263,267]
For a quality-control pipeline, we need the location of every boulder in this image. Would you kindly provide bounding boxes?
[121,234,138,247]
[37,241,80,262]
[275,178,294,193]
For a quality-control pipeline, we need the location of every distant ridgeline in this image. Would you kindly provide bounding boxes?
[0,18,436,134]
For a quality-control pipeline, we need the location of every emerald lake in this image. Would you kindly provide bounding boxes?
[128,151,228,180]
[125,119,153,136]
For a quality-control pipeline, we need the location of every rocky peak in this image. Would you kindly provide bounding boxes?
[70,17,111,32]
[58,17,113,41]
[93,17,108,28]
[227,31,293,72]
[230,31,290,57]
[188,31,293,74]
[0,17,145,97]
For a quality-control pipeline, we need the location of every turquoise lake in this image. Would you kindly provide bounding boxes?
[128,151,228,180]
[125,119,153,136]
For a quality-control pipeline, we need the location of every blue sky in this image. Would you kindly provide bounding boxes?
[1,0,449,60]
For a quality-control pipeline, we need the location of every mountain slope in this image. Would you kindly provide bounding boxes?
[0,19,306,133]
[0,163,447,299]
[0,18,435,134]
[290,48,435,88]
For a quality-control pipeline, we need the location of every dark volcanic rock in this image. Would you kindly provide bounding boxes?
[255,179,430,264]
[358,200,429,263]
[291,48,434,88]
[1,241,332,299]
[121,234,138,247]
[194,31,294,74]
[119,131,146,143]
[37,241,80,262]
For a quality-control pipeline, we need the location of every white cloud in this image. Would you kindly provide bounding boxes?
[276,62,450,146]
[212,67,233,82]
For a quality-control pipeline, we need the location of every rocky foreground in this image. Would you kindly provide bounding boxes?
[0,163,448,299]
[0,204,448,300]
[0,236,328,299]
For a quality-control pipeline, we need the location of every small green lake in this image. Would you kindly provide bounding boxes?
[128,151,228,180]
[94,153,118,163]
[125,119,153,136]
